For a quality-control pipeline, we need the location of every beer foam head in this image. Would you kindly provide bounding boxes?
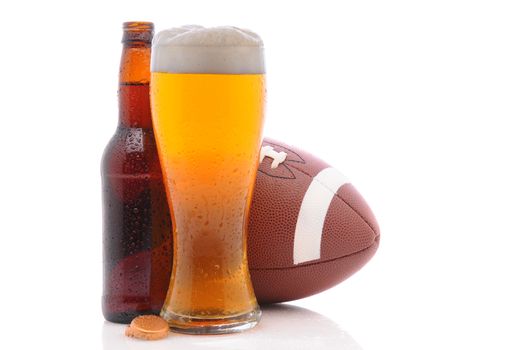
[152,26,265,74]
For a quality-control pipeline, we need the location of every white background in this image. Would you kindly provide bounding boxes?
[1,0,526,349]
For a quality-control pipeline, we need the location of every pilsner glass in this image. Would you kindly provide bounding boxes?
[150,26,265,334]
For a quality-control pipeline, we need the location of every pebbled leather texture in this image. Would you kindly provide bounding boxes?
[248,138,380,303]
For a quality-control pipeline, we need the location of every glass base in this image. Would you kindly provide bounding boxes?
[161,308,261,335]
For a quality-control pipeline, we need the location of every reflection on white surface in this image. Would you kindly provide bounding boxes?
[102,304,362,350]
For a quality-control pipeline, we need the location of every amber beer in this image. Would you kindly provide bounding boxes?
[151,26,265,334]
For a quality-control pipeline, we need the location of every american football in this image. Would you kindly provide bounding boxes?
[248,138,380,303]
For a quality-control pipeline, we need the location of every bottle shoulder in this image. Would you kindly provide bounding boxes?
[101,126,161,176]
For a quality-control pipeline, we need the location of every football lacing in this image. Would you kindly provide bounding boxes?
[259,145,287,169]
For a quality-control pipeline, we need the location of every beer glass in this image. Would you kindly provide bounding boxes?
[150,26,264,334]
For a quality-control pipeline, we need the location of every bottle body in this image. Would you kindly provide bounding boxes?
[101,125,172,323]
[101,22,173,324]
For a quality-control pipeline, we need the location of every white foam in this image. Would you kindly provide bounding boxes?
[151,26,265,74]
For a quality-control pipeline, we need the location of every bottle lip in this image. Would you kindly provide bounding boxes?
[122,21,154,43]
[123,21,154,31]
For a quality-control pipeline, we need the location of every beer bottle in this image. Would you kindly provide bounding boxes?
[101,22,173,324]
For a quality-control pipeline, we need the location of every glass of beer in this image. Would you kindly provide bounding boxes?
[150,26,265,334]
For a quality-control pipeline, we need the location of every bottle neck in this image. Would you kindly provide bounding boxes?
[119,81,151,128]
[118,37,152,128]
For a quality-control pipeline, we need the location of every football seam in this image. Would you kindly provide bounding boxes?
[250,235,379,271]
[258,167,297,180]
[287,163,378,236]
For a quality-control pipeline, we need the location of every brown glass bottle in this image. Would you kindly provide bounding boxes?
[101,22,173,324]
